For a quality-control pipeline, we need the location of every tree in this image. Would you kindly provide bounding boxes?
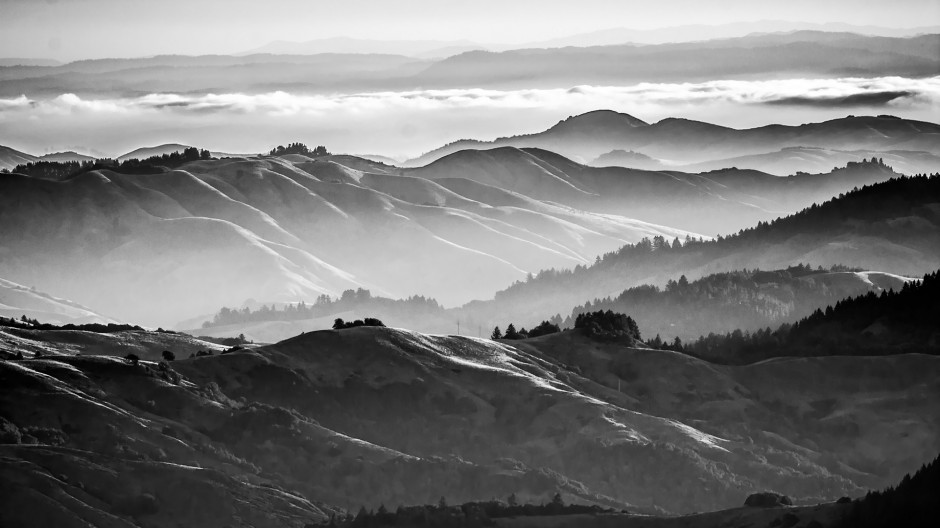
[162,350,175,362]
[504,323,520,340]
[529,317,561,337]
[438,496,448,509]
[124,353,140,366]
[491,326,502,340]
[507,492,518,506]
[333,318,345,330]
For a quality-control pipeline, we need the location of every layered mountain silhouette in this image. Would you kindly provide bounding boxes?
[408,111,940,170]
[2,33,936,98]
[451,175,940,335]
[1,153,701,326]
[2,322,937,525]
[2,142,918,327]
[414,33,939,89]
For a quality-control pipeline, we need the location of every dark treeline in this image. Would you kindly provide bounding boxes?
[203,289,443,328]
[837,452,940,528]
[0,315,146,334]
[495,173,939,304]
[333,317,385,329]
[685,270,940,364]
[9,147,212,179]
[490,319,562,340]
[269,142,330,157]
[564,264,867,340]
[322,493,618,527]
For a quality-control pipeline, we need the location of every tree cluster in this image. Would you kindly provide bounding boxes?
[269,142,330,157]
[203,289,442,328]
[322,493,616,527]
[491,320,561,340]
[333,317,386,330]
[574,310,641,341]
[10,147,211,180]
[1,316,144,334]
[685,269,940,364]
[564,264,867,342]
[837,451,940,528]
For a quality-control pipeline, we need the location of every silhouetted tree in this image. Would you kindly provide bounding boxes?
[491,326,502,339]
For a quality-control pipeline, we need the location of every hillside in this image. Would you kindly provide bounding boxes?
[408,148,905,234]
[407,112,940,169]
[0,145,38,171]
[450,175,940,334]
[564,267,913,342]
[0,324,937,524]
[0,154,693,326]
[0,278,116,325]
[685,269,940,363]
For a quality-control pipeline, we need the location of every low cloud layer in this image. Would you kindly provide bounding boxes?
[2,76,937,157]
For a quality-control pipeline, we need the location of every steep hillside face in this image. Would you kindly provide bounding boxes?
[1,326,937,523]
[407,112,940,170]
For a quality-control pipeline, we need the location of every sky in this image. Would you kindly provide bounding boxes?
[0,0,938,61]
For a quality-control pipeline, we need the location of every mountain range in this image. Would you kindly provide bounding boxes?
[407,111,940,172]
[1,133,922,328]
[2,32,936,99]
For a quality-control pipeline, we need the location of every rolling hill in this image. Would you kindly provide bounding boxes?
[407,111,940,168]
[0,153,695,326]
[0,323,937,524]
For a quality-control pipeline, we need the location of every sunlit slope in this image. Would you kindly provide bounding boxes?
[0,278,115,324]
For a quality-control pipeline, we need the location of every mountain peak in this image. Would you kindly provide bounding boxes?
[551,110,649,131]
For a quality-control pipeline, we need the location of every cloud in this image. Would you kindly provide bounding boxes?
[1,76,937,119]
[765,90,916,107]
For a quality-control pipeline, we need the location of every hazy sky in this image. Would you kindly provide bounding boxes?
[0,0,938,60]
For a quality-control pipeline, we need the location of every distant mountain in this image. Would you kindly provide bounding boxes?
[0,58,61,67]
[0,145,37,171]
[2,323,937,520]
[242,36,487,58]
[408,111,940,166]
[590,149,665,170]
[527,22,940,47]
[38,151,95,163]
[414,32,940,91]
[674,147,940,176]
[0,53,428,98]
[0,278,116,325]
[2,32,936,99]
[454,175,940,334]
[408,147,905,234]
